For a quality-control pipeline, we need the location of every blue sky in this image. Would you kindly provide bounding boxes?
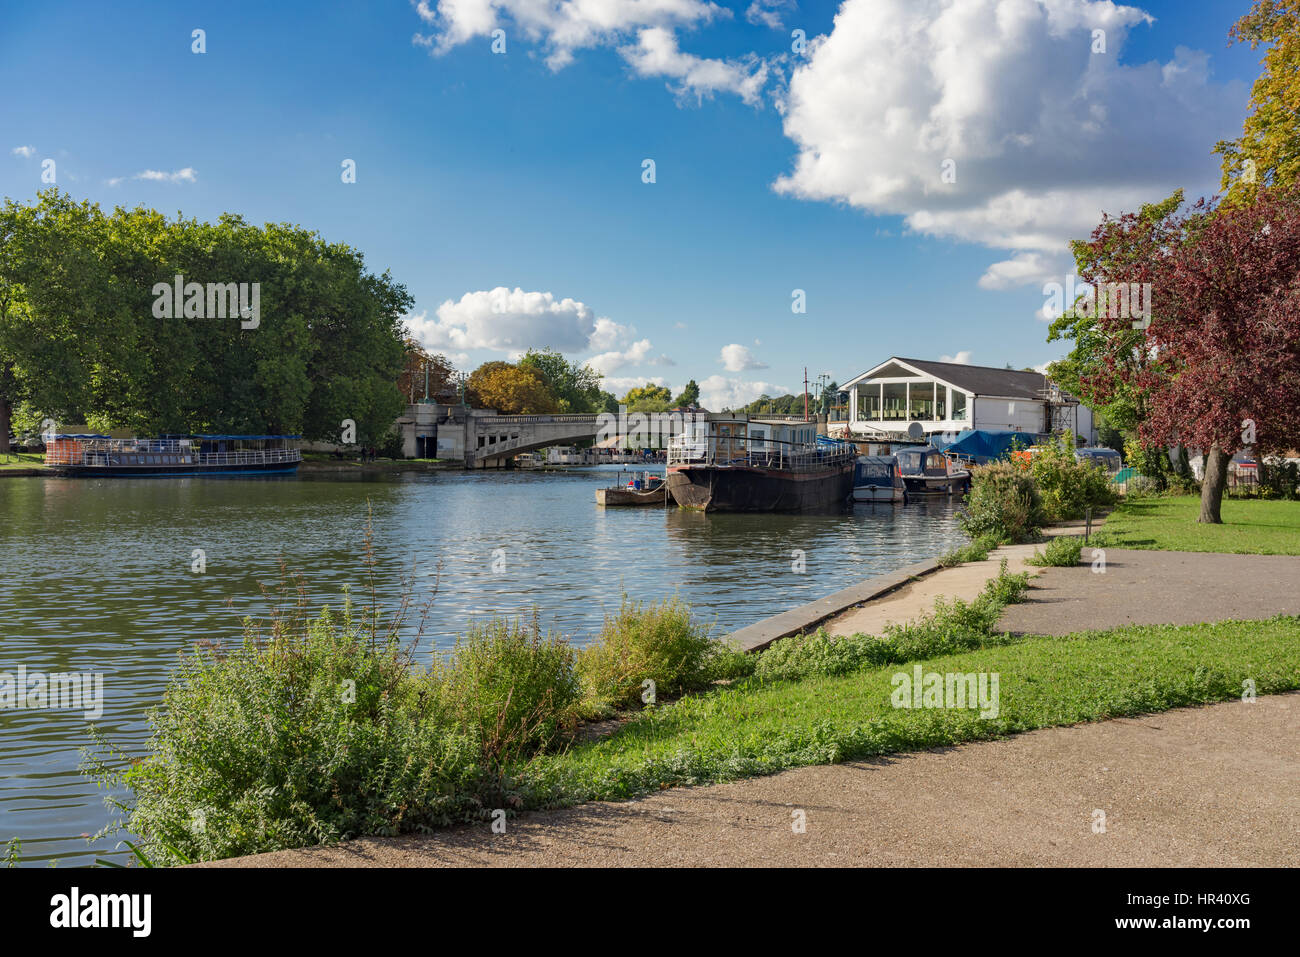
[0,0,1263,408]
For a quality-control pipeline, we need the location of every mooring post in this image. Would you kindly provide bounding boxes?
[1085,506,1093,544]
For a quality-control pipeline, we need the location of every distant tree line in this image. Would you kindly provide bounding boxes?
[0,190,411,450]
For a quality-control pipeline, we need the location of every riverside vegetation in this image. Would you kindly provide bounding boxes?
[80,525,1300,867]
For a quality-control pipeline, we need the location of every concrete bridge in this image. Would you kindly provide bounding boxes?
[465,413,603,468]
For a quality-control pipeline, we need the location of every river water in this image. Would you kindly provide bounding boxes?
[0,466,966,865]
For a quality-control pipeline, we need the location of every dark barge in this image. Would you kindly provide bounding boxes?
[665,416,855,512]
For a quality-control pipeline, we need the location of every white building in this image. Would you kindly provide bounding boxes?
[836,357,1096,445]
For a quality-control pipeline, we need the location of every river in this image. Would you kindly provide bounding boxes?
[0,466,966,865]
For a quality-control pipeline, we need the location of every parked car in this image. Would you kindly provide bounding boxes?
[1074,446,1123,475]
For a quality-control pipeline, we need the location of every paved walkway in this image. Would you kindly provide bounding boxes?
[206,693,1299,868]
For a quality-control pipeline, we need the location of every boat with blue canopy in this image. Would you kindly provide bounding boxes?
[44,433,302,477]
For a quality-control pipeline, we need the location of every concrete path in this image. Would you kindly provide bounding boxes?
[998,549,1300,635]
[204,693,1300,868]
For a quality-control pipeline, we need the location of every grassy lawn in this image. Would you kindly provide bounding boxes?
[527,616,1300,803]
[0,452,46,470]
[1091,495,1300,555]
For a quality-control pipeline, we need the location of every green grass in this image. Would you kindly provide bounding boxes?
[0,451,46,470]
[1092,496,1300,555]
[524,616,1300,803]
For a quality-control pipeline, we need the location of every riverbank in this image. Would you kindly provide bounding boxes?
[204,691,1300,868]
[196,522,1300,866]
[298,457,457,473]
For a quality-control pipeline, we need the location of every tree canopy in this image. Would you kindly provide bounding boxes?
[465,360,557,414]
[1214,0,1300,205]
[0,190,410,448]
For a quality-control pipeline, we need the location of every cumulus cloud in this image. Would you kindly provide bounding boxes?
[110,168,198,186]
[413,0,768,104]
[603,375,670,396]
[939,351,973,364]
[406,286,671,376]
[11,145,36,158]
[699,374,787,410]
[745,1,794,30]
[773,0,1244,286]
[719,343,768,371]
[621,27,768,105]
[588,338,654,375]
[407,287,624,355]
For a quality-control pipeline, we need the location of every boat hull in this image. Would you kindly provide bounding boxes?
[667,463,853,512]
[902,472,970,495]
[596,485,669,506]
[852,484,906,503]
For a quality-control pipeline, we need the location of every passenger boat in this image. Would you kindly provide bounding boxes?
[853,455,907,503]
[44,434,302,477]
[665,416,855,512]
[595,471,669,507]
[895,444,971,495]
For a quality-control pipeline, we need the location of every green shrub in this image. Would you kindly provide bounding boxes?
[576,598,721,709]
[430,615,581,766]
[959,462,1046,543]
[1028,437,1117,521]
[87,597,484,865]
[1026,535,1084,567]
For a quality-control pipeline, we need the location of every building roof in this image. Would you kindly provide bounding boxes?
[846,357,1051,400]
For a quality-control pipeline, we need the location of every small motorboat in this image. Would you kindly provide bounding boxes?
[596,471,670,507]
[852,455,907,503]
[896,445,971,495]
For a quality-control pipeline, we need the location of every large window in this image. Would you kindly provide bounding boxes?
[952,391,968,420]
[909,381,936,420]
[881,382,908,420]
[858,387,881,420]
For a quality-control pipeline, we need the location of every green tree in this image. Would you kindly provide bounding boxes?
[1214,0,1300,206]
[619,383,672,413]
[518,347,603,412]
[672,379,700,407]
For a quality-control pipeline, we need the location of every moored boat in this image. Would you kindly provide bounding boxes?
[665,415,855,512]
[853,455,907,503]
[596,470,669,506]
[44,434,302,477]
[896,444,970,495]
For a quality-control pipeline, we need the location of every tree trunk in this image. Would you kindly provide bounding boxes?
[1199,444,1230,524]
[0,396,10,455]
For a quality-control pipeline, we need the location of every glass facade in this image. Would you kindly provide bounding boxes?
[854,378,969,424]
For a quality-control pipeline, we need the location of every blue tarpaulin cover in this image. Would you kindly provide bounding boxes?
[941,430,1046,463]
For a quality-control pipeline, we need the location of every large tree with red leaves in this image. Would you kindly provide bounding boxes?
[1071,187,1300,522]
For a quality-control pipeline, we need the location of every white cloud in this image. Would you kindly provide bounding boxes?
[588,337,654,375]
[413,0,769,104]
[699,374,787,410]
[603,375,670,396]
[978,252,1060,290]
[408,287,630,355]
[131,168,198,184]
[11,145,36,158]
[719,343,768,371]
[746,1,794,30]
[773,0,1243,285]
[939,351,973,364]
[620,27,768,105]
